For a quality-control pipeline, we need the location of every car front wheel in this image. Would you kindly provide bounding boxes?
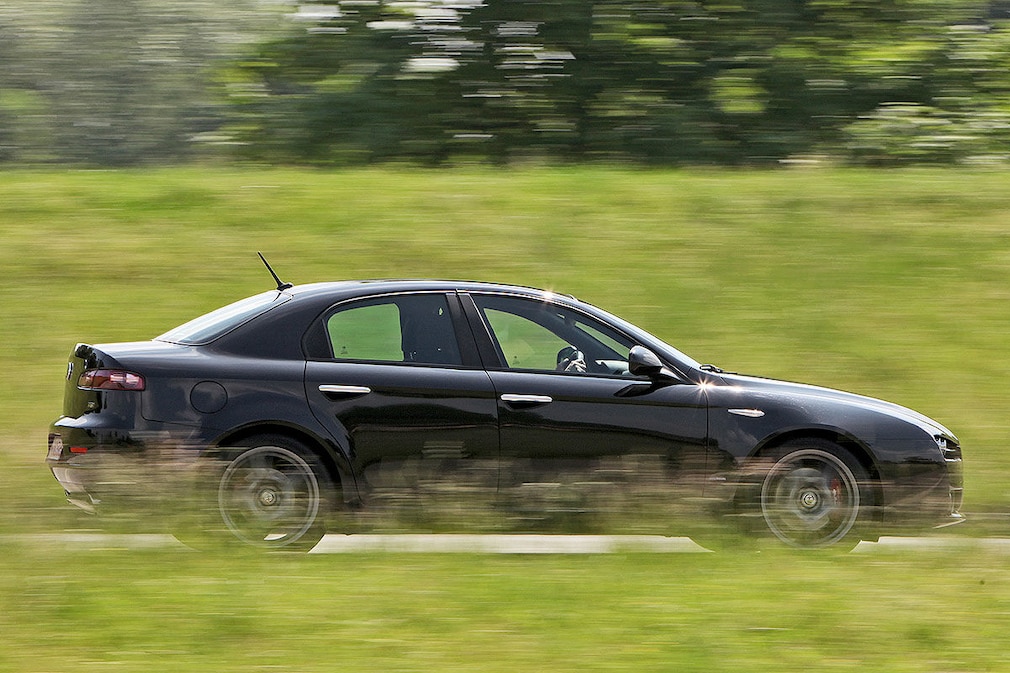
[759,439,871,549]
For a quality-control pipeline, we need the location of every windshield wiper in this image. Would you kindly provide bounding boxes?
[700,363,725,373]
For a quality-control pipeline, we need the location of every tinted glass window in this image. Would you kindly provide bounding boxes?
[328,303,402,361]
[483,308,570,370]
[474,295,634,376]
[157,291,291,345]
[326,294,462,366]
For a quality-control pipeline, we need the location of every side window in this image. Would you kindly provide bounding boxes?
[474,295,634,376]
[328,303,402,361]
[326,294,463,366]
[484,308,570,370]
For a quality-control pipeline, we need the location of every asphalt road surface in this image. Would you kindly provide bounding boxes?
[10,533,1009,553]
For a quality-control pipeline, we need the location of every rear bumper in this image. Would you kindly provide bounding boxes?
[49,461,100,513]
[47,420,208,514]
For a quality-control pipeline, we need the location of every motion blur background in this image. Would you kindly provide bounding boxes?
[5,2,1010,672]
[6,0,1010,167]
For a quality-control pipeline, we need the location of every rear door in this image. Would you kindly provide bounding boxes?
[304,292,499,515]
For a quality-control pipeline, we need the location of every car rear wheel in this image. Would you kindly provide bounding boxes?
[759,439,870,549]
[214,436,332,551]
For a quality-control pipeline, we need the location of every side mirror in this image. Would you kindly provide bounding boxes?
[628,346,678,381]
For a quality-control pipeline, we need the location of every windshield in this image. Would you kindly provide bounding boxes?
[580,303,703,372]
[156,290,290,345]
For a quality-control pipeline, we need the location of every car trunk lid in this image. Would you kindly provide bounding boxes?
[61,343,126,418]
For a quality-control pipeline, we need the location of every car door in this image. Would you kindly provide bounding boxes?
[304,292,499,515]
[462,292,710,526]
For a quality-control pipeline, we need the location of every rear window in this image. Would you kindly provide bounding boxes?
[156,291,291,345]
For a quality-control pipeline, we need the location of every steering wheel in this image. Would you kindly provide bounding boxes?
[556,346,587,373]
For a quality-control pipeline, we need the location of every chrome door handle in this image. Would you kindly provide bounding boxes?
[500,393,553,405]
[319,384,372,397]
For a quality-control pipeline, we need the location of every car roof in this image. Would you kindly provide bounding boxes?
[200,278,704,377]
[286,280,576,303]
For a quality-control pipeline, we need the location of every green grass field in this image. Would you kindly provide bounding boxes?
[3,166,1010,671]
[3,542,1010,672]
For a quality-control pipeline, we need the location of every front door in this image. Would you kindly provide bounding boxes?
[465,292,709,530]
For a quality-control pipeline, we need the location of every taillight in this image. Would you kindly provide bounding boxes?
[78,369,146,391]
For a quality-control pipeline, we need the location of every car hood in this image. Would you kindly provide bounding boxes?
[717,372,956,440]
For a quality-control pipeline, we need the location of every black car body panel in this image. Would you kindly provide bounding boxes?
[704,373,960,525]
[47,280,964,548]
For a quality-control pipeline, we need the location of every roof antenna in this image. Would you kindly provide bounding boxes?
[258,252,293,291]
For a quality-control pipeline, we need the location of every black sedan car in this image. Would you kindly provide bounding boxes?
[47,277,964,550]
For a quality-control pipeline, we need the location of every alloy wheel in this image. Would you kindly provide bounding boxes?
[760,448,861,549]
[217,445,322,549]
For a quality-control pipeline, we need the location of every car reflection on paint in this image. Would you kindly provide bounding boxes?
[47,277,964,550]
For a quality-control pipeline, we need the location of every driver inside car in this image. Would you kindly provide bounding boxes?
[556,345,588,373]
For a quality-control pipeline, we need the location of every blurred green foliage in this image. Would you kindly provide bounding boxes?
[6,0,1010,165]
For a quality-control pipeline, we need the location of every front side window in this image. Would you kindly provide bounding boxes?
[482,308,571,370]
[326,294,462,366]
[473,294,634,376]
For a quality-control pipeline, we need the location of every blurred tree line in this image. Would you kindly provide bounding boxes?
[4,0,1010,166]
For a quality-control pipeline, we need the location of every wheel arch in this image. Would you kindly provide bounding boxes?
[212,422,358,504]
[752,428,885,511]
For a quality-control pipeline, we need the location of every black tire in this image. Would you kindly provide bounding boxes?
[176,434,334,552]
[758,439,872,550]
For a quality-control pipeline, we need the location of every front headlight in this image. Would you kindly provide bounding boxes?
[934,434,962,461]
